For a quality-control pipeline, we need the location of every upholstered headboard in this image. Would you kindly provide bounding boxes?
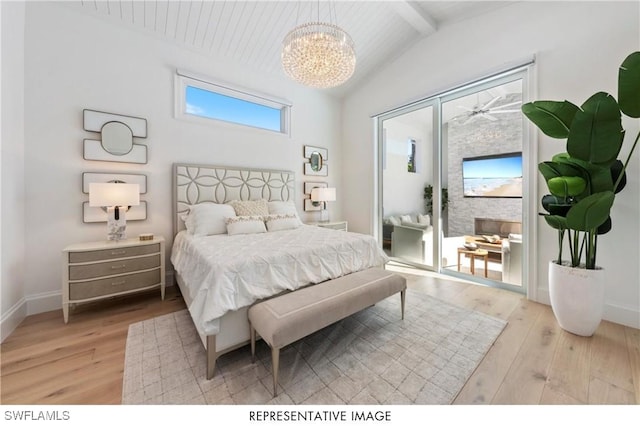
[173,163,295,235]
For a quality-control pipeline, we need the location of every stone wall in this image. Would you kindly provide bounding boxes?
[446,93,523,237]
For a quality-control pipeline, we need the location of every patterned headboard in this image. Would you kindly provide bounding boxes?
[173,163,295,234]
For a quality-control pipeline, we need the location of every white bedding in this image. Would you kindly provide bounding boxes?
[171,225,389,335]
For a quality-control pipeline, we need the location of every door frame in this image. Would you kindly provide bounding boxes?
[374,63,537,297]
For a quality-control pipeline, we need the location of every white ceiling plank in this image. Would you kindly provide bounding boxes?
[221,0,250,58]
[182,0,201,45]
[174,1,192,42]
[235,2,268,62]
[120,0,133,25]
[192,0,211,47]
[131,0,145,27]
[144,0,156,30]
[242,3,288,69]
[153,0,167,33]
[200,1,224,50]
[392,0,437,36]
[163,0,180,38]
[209,1,237,53]
[252,2,298,71]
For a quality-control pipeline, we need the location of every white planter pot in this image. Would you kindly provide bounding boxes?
[548,261,605,337]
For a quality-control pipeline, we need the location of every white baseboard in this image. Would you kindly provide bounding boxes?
[1,297,27,343]
[1,272,176,343]
[536,288,640,329]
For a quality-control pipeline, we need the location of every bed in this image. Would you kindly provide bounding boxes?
[171,163,388,378]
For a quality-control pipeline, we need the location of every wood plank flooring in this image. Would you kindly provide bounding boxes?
[1,270,638,405]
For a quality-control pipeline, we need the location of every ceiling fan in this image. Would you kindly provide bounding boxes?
[457,96,522,125]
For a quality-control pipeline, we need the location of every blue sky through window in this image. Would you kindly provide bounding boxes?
[185,85,281,132]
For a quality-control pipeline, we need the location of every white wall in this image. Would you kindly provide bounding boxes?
[2,2,342,331]
[1,1,27,341]
[342,1,640,328]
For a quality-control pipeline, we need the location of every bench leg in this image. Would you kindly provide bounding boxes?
[400,290,406,320]
[271,347,280,397]
[250,324,256,363]
[206,335,217,380]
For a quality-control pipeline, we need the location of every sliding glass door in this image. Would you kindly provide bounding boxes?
[380,104,436,269]
[376,67,531,293]
[440,78,524,289]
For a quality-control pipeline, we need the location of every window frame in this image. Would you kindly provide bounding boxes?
[175,69,292,136]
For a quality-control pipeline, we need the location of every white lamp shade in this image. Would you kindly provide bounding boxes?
[311,187,336,202]
[89,183,140,207]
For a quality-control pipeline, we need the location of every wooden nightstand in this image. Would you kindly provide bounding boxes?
[62,236,165,323]
[308,221,348,231]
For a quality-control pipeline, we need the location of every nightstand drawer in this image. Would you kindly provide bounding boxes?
[68,254,161,280]
[69,243,160,263]
[69,269,161,300]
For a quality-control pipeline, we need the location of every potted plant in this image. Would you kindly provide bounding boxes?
[521,51,639,336]
[424,185,449,216]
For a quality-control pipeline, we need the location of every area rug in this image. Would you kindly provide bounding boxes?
[122,289,506,405]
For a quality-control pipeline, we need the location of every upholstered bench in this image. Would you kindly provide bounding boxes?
[248,267,407,397]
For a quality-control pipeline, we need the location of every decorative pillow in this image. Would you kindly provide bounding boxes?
[264,213,302,232]
[225,215,267,236]
[401,219,430,230]
[387,216,401,226]
[267,200,300,219]
[418,214,431,226]
[183,203,236,236]
[228,199,269,217]
[400,214,413,224]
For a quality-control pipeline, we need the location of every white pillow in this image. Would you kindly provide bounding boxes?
[228,199,269,217]
[225,215,267,235]
[267,200,298,216]
[184,203,236,236]
[418,214,431,226]
[388,216,401,226]
[265,213,302,232]
[400,214,413,224]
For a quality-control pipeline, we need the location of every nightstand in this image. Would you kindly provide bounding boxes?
[62,236,165,323]
[308,221,348,231]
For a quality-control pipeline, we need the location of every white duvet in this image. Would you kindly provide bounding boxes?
[171,225,389,335]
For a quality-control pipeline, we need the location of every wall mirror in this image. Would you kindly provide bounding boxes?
[304,145,328,176]
[101,121,133,155]
[309,151,323,172]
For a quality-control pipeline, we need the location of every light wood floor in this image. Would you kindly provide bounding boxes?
[1,271,638,405]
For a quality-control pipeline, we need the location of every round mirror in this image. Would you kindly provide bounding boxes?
[309,151,323,172]
[101,121,133,155]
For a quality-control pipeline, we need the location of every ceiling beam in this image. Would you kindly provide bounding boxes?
[392,1,437,36]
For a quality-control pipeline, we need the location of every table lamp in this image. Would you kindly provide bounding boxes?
[89,182,140,241]
[311,187,336,222]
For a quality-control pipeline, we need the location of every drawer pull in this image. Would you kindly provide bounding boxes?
[111,250,127,255]
[111,264,127,270]
[111,280,126,286]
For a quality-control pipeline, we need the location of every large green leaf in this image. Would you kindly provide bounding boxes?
[548,176,587,197]
[610,159,627,193]
[619,51,640,118]
[567,92,624,166]
[597,216,612,235]
[566,191,615,231]
[538,161,582,183]
[522,100,580,138]
[557,155,614,195]
[541,194,572,216]
[544,215,568,230]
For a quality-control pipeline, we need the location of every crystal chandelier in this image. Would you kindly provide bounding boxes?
[281,14,355,89]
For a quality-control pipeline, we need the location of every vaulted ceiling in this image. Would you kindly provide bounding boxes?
[69,1,515,97]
